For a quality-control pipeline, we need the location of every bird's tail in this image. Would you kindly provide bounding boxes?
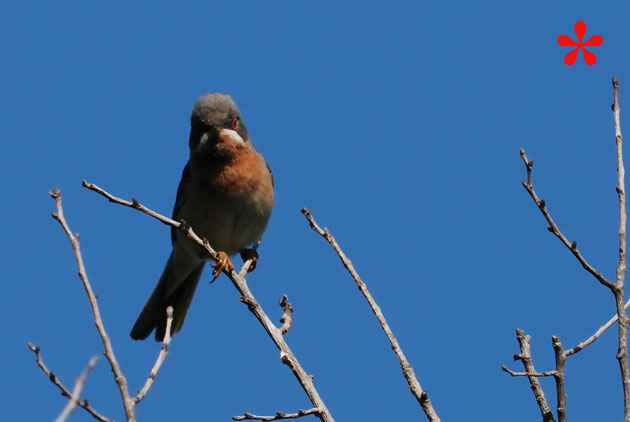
[130,252,205,341]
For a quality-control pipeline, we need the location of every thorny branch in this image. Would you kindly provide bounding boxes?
[83,181,334,422]
[301,208,440,422]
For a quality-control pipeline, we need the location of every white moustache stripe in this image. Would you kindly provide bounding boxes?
[220,129,245,144]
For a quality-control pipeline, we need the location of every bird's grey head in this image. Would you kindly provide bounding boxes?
[189,93,250,153]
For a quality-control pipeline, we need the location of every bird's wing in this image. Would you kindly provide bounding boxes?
[171,162,192,245]
[265,159,274,187]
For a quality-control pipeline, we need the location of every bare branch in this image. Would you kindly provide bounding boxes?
[519,150,615,289]
[28,343,112,422]
[56,355,100,422]
[615,75,627,290]
[134,306,174,403]
[278,295,294,335]
[301,207,440,422]
[501,366,557,377]
[550,336,567,422]
[82,179,223,263]
[49,188,135,420]
[612,75,630,422]
[565,297,630,356]
[511,329,556,422]
[233,408,320,421]
[84,182,335,422]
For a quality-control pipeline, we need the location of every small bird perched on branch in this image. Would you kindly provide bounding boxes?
[131,93,274,341]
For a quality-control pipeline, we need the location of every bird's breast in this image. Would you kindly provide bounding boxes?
[180,147,273,258]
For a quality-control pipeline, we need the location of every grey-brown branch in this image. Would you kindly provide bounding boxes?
[49,188,135,420]
[301,207,440,422]
[508,329,556,422]
[233,408,320,421]
[55,355,100,422]
[519,149,614,289]
[509,77,630,422]
[28,343,111,422]
[33,189,176,422]
[83,181,334,422]
[612,75,630,422]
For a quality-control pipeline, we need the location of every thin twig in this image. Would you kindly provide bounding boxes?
[233,408,320,421]
[512,78,630,421]
[278,295,294,335]
[565,297,630,356]
[301,207,439,422]
[512,329,556,422]
[56,356,100,422]
[612,75,630,422]
[84,182,335,422]
[49,188,135,421]
[28,343,112,422]
[519,149,615,289]
[134,306,174,403]
[501,366,557,377]
[82,180,222,266]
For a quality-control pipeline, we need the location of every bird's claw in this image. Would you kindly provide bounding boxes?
[240,248,259,272]
[211,251,234,280]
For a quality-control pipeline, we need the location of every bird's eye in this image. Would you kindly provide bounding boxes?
[231,116,239,131]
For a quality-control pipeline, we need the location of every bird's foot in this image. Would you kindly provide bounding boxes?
[240,248,259,272]
[211,251,234,280]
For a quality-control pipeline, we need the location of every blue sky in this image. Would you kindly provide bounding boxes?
[3,1,630,421]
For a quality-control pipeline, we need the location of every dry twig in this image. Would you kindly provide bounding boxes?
[56,355,100,422]
[507,329,556,422]
[301,208,439,422]
[33,189,176,422]
[519,149,614,289]
[565,298,630,356]
[501,366,557,377]
[612,76,630,422]
[233,408,320,421]
[134,306,174,403]
[83,181,334,422]
[551,336,567,422]
[28,343,111,422]
[509,77,630,422]
[49,188,135,420]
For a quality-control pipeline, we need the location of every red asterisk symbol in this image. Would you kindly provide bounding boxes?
[557,21,603,65]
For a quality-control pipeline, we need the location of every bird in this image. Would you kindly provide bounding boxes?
[130,93,274,341]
